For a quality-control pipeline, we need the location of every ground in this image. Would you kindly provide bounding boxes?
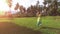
[0,16,60,34]
[0,22,41,34]
[0,17,41,34]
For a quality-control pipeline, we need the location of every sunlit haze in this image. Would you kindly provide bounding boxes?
[12,0,44,8]
[0,0,44,15]
[0,0,9,11]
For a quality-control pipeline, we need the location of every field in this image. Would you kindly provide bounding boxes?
[0,16,60,34]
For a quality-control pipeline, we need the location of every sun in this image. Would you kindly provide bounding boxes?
[0,0,9,11]
[0,0,10,15]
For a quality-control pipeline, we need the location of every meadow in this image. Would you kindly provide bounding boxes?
[0,16,60,34]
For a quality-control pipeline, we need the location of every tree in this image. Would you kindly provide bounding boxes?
[27,1,41,17]
[6,0,12,8]
[43,0,58,16]
[14,3,19,10]
[46,0,51,6]
[58,2,60,6]
[52,0,58,16]
[43,0,47,16]
[57,8,60,15]
[14,3,27,17]
[6,0,12,18]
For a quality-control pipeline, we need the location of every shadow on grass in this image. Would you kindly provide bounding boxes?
[41,27,60,30]
[0,22,41,34]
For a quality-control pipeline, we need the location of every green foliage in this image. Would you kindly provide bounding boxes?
[58,8,60,13]
[27,5,41,17]
[43,0,59,16]
[58,2,60,6]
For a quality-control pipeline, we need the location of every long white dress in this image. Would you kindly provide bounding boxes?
[37,14,42,27]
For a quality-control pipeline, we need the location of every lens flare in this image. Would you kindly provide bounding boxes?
[0,0,9,11]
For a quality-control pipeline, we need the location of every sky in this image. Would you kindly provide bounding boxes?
[0,0,60,15]
[0,0,44,11]
[0,0,9,11]
[0,0,60,11]
[0,0,44,14]
[11,0,44,14]
[58,0,60,2]
[12,0,44,9]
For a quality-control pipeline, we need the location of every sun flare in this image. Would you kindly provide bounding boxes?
[0,0,10,15]
[0,0,9,11]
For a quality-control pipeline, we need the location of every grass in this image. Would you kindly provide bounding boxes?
[0,16,60,34]
[13,16,60,34]
[0,18,11,22]
[40,16,60,34]
[13,17,37,29]
[42,16,60,28]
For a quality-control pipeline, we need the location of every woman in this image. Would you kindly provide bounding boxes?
[37,13,42,27]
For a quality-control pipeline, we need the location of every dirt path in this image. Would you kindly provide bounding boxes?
[0,22,41,34]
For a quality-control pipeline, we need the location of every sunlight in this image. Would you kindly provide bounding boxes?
[0,0,10,15]
[0,0,9,11]
[0,0,44,15]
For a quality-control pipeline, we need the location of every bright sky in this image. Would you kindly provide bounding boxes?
[0,0,44,11]
[11,0,44,14]
[0,0,44,14]
[0,0,9,11]
[12,0,44,8]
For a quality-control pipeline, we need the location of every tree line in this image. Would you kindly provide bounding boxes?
[6,0,60,17]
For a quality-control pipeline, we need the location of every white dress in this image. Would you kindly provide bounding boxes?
[37,15,42,27]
